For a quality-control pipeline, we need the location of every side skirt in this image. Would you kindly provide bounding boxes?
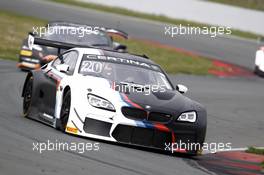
[38,112,56,126]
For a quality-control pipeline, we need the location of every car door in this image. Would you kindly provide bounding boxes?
[41,51,78,117]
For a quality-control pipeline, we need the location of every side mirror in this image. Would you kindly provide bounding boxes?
[56,64,69,73]
[176,84,188,94]
[113,42,127,52]
[28,31,36,36]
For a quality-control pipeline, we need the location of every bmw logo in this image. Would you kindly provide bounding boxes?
[145,105,151,110]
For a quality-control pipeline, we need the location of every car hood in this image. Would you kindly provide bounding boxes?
[118,89,203,114]
[75,76,204,114]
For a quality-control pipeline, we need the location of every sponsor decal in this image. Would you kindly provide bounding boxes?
[66,126,78,134]
[82,54,160,71]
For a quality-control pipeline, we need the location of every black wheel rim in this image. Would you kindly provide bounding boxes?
[23,79,32,115]
[61,93,71,130]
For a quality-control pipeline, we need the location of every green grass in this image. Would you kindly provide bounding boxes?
[0,10,222,75]
[48,0,263,40]
[208,0,264,12]
[246,147,264,169]
[116,38,218,75]
[0,11,45,61]
[246,147,264,155]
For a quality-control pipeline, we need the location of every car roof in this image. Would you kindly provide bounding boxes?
[76,48,157,65]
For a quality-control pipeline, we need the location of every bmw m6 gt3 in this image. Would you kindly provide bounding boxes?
[22,40,206,155]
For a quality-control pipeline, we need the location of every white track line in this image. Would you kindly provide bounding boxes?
[202,147,264,155]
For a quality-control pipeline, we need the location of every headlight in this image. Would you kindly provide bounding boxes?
[177,111,196,123]
[20,50,32,56]
[88,94,115,112]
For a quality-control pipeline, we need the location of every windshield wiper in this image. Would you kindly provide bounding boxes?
[91,44,109,47]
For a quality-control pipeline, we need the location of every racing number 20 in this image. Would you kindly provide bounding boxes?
[80,61,103,73]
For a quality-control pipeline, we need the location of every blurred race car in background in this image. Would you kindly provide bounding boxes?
[254,46,264,77]
[18,21,128,70]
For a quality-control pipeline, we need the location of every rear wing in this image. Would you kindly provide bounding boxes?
[28,35,94,55]
[45,21,128,39]
[46,21,128,39]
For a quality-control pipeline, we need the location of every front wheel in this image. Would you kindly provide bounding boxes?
[254,66,264,77]
[254,66,259,75]
[23,77,33,117]
[59,91,71,132]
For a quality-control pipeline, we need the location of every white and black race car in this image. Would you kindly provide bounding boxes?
[22,38,207,155]
[255,46,264,77]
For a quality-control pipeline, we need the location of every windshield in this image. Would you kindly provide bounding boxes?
[79,58,173,90]
[43,26,111,46]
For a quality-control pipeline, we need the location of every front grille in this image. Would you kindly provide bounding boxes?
[121,107,172,123]
[148,112,171,123]
[121,107,147,120]
[112,124,172,149]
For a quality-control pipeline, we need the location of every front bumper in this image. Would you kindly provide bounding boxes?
[17,61,41,70]
[18,56,42,70]
[66,108,206,154]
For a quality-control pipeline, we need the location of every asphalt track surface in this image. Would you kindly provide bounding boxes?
[0,0,264,174]
[0,0,263,69]
[1,60,264,175]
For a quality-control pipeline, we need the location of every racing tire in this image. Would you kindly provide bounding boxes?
[59,90,71,132]
[254,66,259,75]
[22,77,33,118]
[254,66,264,77]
